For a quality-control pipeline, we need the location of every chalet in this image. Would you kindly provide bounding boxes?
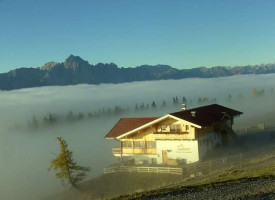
[105,104,242,165]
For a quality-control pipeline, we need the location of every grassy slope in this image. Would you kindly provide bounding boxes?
[46,148,274,200]
[109,155,275,200]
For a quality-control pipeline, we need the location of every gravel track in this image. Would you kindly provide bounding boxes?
[135,176,275,200]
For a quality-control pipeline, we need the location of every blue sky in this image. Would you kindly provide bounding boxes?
[1,0,275,73]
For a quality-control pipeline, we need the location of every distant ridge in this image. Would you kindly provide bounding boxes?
[1,55,275,90]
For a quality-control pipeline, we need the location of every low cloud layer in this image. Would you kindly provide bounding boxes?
[0,74,274,200]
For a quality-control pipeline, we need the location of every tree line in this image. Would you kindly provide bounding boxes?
[26,87,274,130]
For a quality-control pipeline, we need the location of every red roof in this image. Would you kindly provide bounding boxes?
[105,117,159,138]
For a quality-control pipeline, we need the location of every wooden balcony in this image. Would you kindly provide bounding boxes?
[154,131,189,134]
[153,131,195,140]
[112,147,157,155]
[112,147,122,154]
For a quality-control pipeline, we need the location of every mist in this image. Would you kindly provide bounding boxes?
[0,74,275,200]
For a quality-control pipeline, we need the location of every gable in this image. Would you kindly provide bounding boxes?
[116,114,202,139]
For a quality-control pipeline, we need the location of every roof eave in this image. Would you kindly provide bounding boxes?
[105,137,115,139]
[168,114,202,128]
[116,115,168,139]
[117,114,202,139]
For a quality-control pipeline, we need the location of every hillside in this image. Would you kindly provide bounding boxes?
[43,136,275,200]
[1,55,275,90]
[43,152,274,200]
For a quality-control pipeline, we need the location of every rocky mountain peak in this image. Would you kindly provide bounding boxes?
[64,55,90,69]
[40,61,58,70]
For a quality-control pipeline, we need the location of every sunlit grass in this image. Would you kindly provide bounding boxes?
[108,155,275,200]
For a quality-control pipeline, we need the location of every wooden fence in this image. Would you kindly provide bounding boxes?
[183,147,274,175]
[103,147,275,176]
[182,153,243,175]
[235,123,275,135]
[104,166,183,175]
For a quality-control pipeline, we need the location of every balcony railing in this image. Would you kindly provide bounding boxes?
[153,131,195,140]
[112,147,122,154]
[153,131,189,134]
[112,147,157,155]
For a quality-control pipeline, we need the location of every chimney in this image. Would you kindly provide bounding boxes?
[191,111,196,117]
[182,103,186,110]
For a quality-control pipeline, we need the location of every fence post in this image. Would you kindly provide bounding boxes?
[239,153,243,168]
[209,160,212,173]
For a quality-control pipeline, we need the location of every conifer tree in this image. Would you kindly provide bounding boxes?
[49,137,89,189]
[140,103,145,110]
[32,115,38,129]
[182,96,187,104]
[67,111,74,121]
[162,100,166,107]
[226,94,232,102]
[151,101,157,108]
[135,103,139,111]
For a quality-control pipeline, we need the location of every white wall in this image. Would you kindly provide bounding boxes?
[156,140,199,164]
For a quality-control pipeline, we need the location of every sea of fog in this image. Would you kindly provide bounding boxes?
[0,74,275,200]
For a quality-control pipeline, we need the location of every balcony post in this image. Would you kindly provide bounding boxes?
[120,141,123,165]
[132,140,134,154]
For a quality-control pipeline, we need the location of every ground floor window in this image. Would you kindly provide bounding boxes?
[146,141,156,149]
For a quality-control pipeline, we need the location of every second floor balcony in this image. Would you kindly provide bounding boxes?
[112,147,157,155]
[153,131,195,140]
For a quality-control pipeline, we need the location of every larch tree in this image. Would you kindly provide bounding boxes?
[48,137,89,189]
[151,101,157,108]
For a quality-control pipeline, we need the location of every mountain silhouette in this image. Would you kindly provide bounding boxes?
[1,55,275,90]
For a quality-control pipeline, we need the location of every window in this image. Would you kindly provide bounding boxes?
[170,124,181,132]
[146,141,156,149]
[161,125,167,131]
[185,125,189,131]
[134,141,145,149]
[122,141,132,148]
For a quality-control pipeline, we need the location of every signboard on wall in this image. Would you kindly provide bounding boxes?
[176,144,192,153]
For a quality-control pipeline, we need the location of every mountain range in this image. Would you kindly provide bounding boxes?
[1,55,275,90]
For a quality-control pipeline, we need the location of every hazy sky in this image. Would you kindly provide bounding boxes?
[1,0,275,72]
